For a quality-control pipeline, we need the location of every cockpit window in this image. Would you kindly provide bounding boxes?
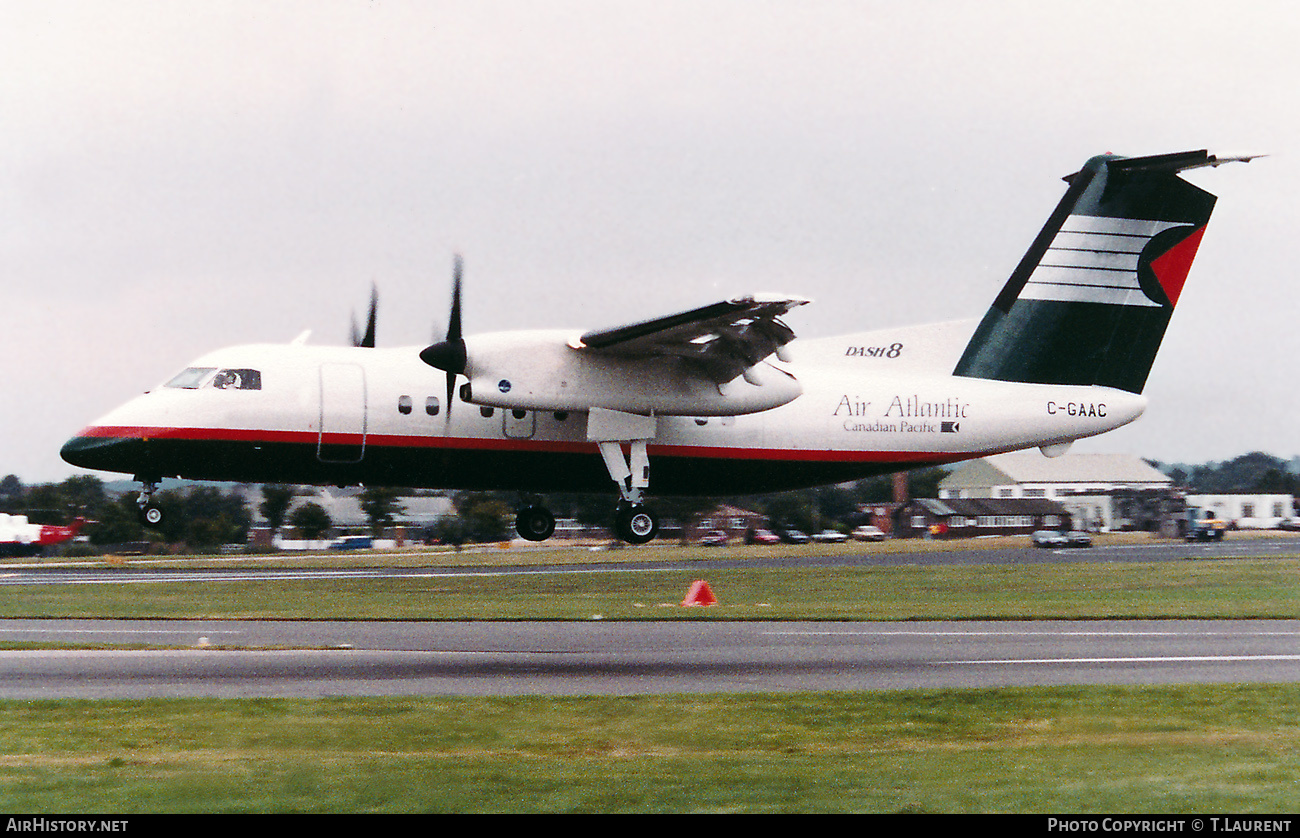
[165,367,217,389]
[212,369,262,390]
[164,368,262,390]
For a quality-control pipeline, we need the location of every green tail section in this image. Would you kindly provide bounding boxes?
[954,150,1239,394]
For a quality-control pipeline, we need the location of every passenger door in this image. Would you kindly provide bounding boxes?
[318,363,367,463]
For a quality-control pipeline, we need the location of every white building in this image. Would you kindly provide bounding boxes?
[940,452,1177,532]
[1185,494,1295,529]
[939,452,1172,500]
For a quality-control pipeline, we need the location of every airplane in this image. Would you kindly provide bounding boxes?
[61,149,1256,543]
[0,514,88,558]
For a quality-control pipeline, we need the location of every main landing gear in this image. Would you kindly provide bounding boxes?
[594,412,660,545]
[514,502,556,542]
[513,497,658,544]
[512,410,662,545]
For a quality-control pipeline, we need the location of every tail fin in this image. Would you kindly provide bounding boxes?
[953,150,1255,393]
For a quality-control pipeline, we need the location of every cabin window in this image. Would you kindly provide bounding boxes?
[397,395,413,415]
[213,369,261,390]
[554,411,568,421]
[165,367,217,389]
[426,397,440,416]
[480,406,494,418]
[512,409,527,420]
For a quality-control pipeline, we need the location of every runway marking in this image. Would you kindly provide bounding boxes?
[763,629,1300,637]
[936,654,1300,665]
[0,567,684,585]
[0,628,243,635]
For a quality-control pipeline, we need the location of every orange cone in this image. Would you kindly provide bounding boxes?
[681,580,718,607]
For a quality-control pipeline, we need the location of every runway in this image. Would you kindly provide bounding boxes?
[2,618,1299,698]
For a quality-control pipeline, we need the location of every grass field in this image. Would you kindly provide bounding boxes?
[4,535,1299,812]
[3,555,1299,621]
[2,686,1299,813]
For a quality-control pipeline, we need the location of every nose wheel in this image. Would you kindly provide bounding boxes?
[134,477,164,530]
[140,504,164,528]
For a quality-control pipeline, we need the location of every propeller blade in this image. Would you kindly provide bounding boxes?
[350,284,378,348]
[419,254,469,422]
[361,284,378,348]
[447,255,463,342]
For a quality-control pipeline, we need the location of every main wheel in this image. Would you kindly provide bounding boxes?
[615,505,659,545]
[515,505,556,542]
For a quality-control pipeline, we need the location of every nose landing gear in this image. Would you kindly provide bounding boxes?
[134,476,164,529]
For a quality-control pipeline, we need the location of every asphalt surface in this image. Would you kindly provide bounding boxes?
[1,618,1299,698]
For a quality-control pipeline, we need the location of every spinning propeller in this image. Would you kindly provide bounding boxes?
[350,284,379,348]
[419,255,468,418]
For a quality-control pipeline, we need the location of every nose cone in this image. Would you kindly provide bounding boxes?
[60,430,147,475]
[419,339,467,374]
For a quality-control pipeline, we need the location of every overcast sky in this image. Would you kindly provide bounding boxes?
[3,1,1296,484]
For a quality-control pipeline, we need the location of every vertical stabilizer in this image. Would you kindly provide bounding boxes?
[953,150,1254,393]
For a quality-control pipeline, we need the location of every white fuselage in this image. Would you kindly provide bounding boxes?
[63,319,1146,496]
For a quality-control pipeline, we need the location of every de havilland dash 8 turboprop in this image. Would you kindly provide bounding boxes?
[62,149,1255,543]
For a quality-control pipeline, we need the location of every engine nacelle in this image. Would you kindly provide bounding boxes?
[458,330,802,416]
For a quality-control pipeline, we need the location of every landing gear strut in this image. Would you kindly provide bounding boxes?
[590,409,661,545]
[509,409,664,545]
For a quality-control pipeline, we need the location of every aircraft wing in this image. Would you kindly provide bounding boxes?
[572,294,811,383]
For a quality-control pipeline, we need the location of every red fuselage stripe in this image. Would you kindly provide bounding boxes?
[73,424,956,465]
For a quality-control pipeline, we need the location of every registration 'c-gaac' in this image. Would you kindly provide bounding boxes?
[61,149,1258,543]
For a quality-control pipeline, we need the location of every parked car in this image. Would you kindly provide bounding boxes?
[699,530,729,546]
[1031,530,1067,548]
[852,525,887,542]
[812,529,848,543]
[1064,531,1093,548]
[329,535,373,551]
[750,528,781,545]
[782,529,810,544]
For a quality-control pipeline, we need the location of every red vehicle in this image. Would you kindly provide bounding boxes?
[0,514,88,558]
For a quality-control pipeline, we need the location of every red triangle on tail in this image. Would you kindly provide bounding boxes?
[1151,225,1207,308]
